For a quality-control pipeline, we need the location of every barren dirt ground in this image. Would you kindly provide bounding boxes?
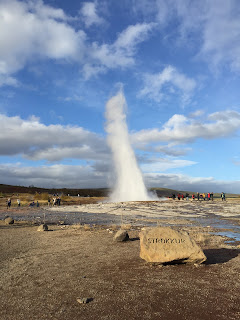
[0,200,240,320]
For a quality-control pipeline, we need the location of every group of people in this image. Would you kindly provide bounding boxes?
[6,198,21,209]
[172,192,226,201]
[6,195,62,208]
[29,201,39,207]
[48,196,61,206]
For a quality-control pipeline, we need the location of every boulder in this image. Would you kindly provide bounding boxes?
[37,224,48,232]
[5,217,14,225]
[114,229,129,242]
[140,227,206,264]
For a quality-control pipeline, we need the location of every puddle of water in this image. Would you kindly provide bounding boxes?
[212,230,240,242]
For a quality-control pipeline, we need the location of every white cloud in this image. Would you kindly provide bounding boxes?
[188,110,205,118]
[2,108,237,164]
[0,163,107,188]
[132,110,240,146]
[0,114,108,161]
[153,145,191,156]
[80,2,105,27]
[135,0,240,73]
[0,0,155,84]
[28,0,68,20]
[144,172,240,193]
[141,158,197,172]
[0,0,85,84]
[57,94,83,102]
[86,22,155,77]
[199,0,240,72]
[114,23,156,52]
[0,74,19,87]
[1,162,239,193]
[139,66,196,104]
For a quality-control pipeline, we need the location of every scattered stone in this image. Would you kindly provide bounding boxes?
[121,224,132,230]
[77,298,91,304]
[140,227,206,264]
[37,224,48,232]
[58,220,66,225]
[4,217,14,225]
[84,224,91,231]
[114,229,129,242]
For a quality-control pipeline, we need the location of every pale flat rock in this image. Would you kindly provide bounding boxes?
[77,298,91,304]
[37,224,48,232]
[140,227,206,264]
[114,230,129,242]
[4,217,14,225]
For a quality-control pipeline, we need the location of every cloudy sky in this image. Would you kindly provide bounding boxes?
[1,0,240,193]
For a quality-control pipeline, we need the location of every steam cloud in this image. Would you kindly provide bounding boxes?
[105,89,154,202]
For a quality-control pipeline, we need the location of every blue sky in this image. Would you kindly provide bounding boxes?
[1,0,240,193]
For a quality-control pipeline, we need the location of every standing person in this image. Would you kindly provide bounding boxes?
[192,194,195,200]
[56,196,60,206]
[210,192,214,201]
[17,198,21,207]
[185,193,189,200]
[221,192,226,201]
[207,193,211,201]
[197,192,200,201]
[202,193,206,201]
[7,198,11,209]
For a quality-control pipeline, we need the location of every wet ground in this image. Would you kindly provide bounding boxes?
[1,200,240,320]
[1,199,240,244]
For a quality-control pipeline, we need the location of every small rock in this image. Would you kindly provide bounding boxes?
[37,224,48,232]
[114,229,129,242]
[77,298,90,304]
[5,217,14,225]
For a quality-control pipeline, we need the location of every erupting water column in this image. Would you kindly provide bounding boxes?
[105,89,152,202]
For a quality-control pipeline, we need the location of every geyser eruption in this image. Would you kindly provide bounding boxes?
[105,89,153,202]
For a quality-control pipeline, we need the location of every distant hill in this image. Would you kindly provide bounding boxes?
[0,184,109,197]
[0,184,239,199]
[151,187,240,199]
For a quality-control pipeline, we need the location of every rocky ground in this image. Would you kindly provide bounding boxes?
[0,200,240,320]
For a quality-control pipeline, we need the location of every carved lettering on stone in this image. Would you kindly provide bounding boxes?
[140,227,206,264]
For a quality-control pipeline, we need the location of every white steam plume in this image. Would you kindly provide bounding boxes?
[105,89,154,202]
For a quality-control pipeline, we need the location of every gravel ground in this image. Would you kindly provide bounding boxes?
[0,201,240,320]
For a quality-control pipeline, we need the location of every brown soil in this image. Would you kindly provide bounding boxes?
[0,220,240,320]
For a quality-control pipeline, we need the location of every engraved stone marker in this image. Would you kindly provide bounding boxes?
[140,227,206,264]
